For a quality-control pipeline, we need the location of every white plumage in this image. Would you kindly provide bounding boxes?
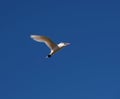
[30,35,70,58]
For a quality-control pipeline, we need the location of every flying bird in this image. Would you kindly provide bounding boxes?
[30,35,70,58]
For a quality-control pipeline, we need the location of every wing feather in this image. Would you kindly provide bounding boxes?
[30,35,57,50]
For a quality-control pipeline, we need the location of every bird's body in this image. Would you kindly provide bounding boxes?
[30,35,70,58]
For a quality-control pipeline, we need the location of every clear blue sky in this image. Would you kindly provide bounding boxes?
[0,0,120,99]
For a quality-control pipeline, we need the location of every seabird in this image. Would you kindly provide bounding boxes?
[30,35,70,58]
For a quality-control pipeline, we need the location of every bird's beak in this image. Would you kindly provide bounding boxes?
[66,43,71,46]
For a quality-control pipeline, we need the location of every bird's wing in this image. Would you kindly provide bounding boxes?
[30,35,57,50]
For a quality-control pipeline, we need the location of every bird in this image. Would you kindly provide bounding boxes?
[30,35,70,58]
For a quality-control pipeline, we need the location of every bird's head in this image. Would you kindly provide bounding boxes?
[58,42,71,48]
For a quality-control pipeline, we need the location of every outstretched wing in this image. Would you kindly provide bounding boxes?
[30,35,57,50]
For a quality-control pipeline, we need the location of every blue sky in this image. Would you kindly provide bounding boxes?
[0,0,120,99]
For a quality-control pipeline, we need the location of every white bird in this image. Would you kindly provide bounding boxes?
[30,35,70,58]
